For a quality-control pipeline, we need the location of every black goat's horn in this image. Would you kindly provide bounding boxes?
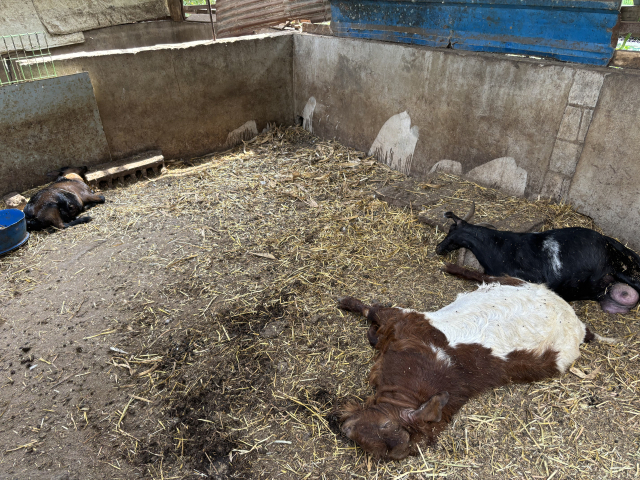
[462,202,475,222]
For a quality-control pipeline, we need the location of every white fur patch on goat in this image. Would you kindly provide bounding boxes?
[542,238,562,277]
[424,283,585,373]
[430,345,453,367]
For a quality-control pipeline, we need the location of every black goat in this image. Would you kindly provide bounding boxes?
[436,210,640,314]
[24,166,105,231]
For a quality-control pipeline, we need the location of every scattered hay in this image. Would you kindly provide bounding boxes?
[1,126,639,479]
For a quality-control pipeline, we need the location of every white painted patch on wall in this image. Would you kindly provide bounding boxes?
[224,120,258,148]
[301,96,316,133]
[430,159,462,176]
[465,157,527,197]
[369,111,419,175]
[542,238,562,277]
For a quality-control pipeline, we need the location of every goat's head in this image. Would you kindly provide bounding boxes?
[340,392,449,460]
[435,203,475,255]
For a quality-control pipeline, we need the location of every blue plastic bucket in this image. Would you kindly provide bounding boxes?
[0,209,29,256]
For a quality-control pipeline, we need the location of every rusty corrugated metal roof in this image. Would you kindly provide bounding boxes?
[216,0,330,38]
[285,0,331,20]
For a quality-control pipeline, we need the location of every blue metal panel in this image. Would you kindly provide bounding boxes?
[330,0,622,65]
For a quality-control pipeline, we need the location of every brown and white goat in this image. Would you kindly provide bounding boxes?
[338,272,613,460]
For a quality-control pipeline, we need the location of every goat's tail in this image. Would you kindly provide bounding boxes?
[584,327,620,344]
[442,263,525,287]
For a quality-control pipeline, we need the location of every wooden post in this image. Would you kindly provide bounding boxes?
[168,0,184,22]
[205,0,216,40]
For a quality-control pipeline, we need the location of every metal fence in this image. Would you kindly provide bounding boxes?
[1,32,57,86]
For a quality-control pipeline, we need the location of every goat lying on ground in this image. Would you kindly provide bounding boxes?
[435,208,640,313]
[338,273,613,460]
[24,167,105,231]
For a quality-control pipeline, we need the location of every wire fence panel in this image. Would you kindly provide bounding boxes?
[1,32,57,86]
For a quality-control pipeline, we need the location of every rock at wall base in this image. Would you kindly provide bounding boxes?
[2,192,27,210]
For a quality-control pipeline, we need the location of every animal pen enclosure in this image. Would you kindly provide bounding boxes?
[2,1,640,477]
[0,127,639,479]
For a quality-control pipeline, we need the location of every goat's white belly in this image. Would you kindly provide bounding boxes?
[425,283,584,372]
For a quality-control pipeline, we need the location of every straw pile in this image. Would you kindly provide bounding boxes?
[1,126,639,479]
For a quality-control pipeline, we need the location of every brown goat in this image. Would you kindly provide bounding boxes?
[24,166,105,231]
[338,273,611,460]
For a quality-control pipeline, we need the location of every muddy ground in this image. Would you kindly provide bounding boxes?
[0,127,639,480]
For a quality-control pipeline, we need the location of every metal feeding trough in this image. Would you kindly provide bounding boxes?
[0,209,29,256]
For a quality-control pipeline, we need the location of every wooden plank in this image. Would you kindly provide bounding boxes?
[610,50,640,69]
[85,151,165,187]
[620,6,640,22]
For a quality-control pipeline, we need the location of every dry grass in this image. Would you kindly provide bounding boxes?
[1,126,639,479]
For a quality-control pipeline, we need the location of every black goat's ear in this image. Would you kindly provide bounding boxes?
[443,212,465,226]
[406,392,449,425]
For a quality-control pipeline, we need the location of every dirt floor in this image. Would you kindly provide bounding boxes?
[0,126,639,480]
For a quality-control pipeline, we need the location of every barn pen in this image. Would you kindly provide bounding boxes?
[2,0,640,475]
[1,126,638,478]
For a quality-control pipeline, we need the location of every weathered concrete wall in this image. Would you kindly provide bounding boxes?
[293,34,640,249]
[568,73,640,250]
[293,34,602,197]
[0,73,110,195]
[50,20,213,55]
[45,33,294,160]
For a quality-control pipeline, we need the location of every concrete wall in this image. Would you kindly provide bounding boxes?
[0,73,110,194]
[568,74,640,250]
[50,20,213,55]
[5,32,640,250]
[292,34,640,249]
[45,33,294,160]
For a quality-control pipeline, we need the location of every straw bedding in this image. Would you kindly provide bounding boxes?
[0,126,638,479]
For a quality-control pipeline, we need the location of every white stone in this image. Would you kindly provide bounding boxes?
[541,171,570,201]
[465,157,527,197]
[2,192,27,210]
[368,111,419,175]
[549,140,582,177]
[429,159,462,176]
[577,109,593,143]
[568,70,605,108]
[557,106,582,142]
